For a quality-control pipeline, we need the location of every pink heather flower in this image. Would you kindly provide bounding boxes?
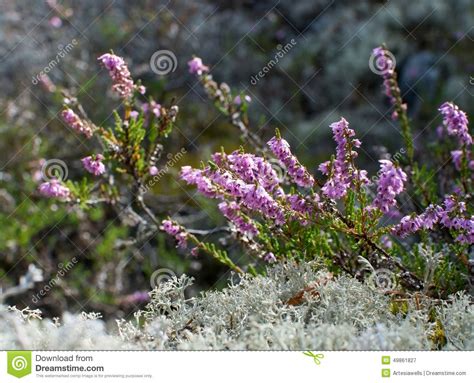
[392,215,424,237]
[223,151,282,195]
[287,194,314,215]
[372,47,395,94]
[439,102,472,146]
[160,219,188,248]
[130,110,139,119]
[38,179,70,199]
[181,166,219,198]
[49,16,62,28]
[372,160,407,213]
[138,85,146,95]
[190,247,199,257]
[149,166,159,176]
[98,53,135,99]
[420,204,444,230]
[234,95,252,105]
[320,118,364,199]
[372,46,395,76]
[61,108,93,138]
[318,161,331,175]
[267,136,315,188]
[286,193,317,225]
[372,46,405,121]
[437,196,473,244]
[263,252,277,263]
[392,196,473,244]
[241,184,285,225]
[160,219,181,236]
[218,201,259,237]
[188,57,209,75]
[176,232,188,248]
[81,154,106,176]
[181,162,286,225]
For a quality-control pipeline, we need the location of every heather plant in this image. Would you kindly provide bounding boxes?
[161,48,473,297]
[34,47,472,302]
[37,52,179,250]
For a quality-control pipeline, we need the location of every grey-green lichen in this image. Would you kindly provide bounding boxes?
[1,262,473,350]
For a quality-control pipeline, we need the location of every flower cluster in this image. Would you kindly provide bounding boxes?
[81,154,106,176]
[181,157,286,228]
[61,108,93,138]
[371,160,407,213]
[218,201,259,237]
[438,102,473,175]
[213,151,283,195]
[178,135,323,244]
[267,135,315,188]
[286,193,317,225]
[319,118,367,199]
[187,57,209,75]
[98,53,135,99]
[160,219,188,248]
[439,102,472,146]
[372,46,407,121]
[393,196,473,244]
[38,179,70,199]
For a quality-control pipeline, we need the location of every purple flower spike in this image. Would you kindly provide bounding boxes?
[372,160,407,213]
[61,108,93,138]
[320,118,363,199]
[439,102,472,146]
[98,53,135,99]
[267,136,314,188]
[160,219,189,249]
